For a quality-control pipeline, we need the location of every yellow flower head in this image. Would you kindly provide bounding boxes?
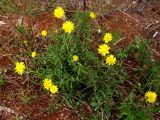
[15,62,25,75]
[54,6,65,19]
[106,54,116,65]
[89,12,96,19]
[103,33,113,43]
[41,30,47,37]
[50,84,58,94]
[72,55,79,62]
[98,44,110,56]
[145,91,157,103]
[43,78,52,90]
[31,51,36,58]
[23,40,28,46]
[62,21,74,33]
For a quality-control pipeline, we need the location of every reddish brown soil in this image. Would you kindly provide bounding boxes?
[0,56,12,68]
[99,10,142,47]
[0,72,79,120]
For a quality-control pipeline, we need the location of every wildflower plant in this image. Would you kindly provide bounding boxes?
[32,8,159,119]
[33,10,126,119]
[2,1,159,119]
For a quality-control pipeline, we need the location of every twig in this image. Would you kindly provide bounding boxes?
[114,37,127,46]
[119,10,140,23]
[0,106,16,114]
[152,49,160,56]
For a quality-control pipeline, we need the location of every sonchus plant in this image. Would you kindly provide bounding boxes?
[32,9,126,119]
[31,7,159,119]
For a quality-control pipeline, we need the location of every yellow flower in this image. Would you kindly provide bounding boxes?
[50,84,58,94]
[145,91,157,103]
[31,51,36,58]
[106,54,116,65]
[23,40,28,46]
[72,55,79,62]
[41,30,47,37]
[89,12,96,19]
[62,21,74,33]
[43,78,52,90]
[15,62,25,75]
[103,33,113,43]
[54,6,65,19]
[98,44,110,56]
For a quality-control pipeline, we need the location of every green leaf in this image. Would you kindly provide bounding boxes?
[0,75,4,87]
